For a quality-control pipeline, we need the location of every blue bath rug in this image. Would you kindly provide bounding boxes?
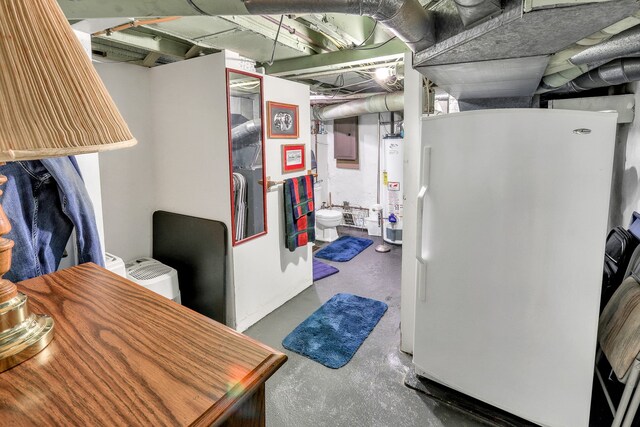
[282,293,388,369]
[313,259,339,282]
[314,236,373,262]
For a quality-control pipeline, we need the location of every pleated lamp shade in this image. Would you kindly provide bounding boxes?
[0,0,137,162]
[0,0,138,373]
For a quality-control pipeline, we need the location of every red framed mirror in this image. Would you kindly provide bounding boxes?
[225,68,267,246]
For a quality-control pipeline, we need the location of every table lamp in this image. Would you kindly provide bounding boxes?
[0,0,136,372]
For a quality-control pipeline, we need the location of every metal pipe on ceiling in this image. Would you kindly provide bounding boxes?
[313,92,403,121]
[242,0,435,52]
[550,58,640,94]
[311,92,389,104]
[281,61,403,80]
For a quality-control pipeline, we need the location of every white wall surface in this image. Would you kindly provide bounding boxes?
[233,76,313,332]
[151,53,236,327]
[400,52,423,354]
[317,114,382,209]
[315,134,329,206]
[151,54,231,225]
[96,63,155,261]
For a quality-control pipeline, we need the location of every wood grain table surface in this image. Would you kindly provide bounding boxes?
[0,263,286,426]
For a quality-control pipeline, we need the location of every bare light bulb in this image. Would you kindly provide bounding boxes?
[375,67,392,82]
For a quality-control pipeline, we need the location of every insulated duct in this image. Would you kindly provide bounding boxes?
[453,0,502,27]
[313,92,404,121]
[231,119,262,146]
[569,25,640,66]
[536,13,640,93]
[552,58,640,94]
[242,0,435,52]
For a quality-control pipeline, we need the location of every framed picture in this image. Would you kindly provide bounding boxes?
[267,102,299,139]
[282,144,306,174]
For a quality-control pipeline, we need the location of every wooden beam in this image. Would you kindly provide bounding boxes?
[142,52,161,67]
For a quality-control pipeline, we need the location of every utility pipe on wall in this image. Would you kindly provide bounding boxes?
[313,92,404,121]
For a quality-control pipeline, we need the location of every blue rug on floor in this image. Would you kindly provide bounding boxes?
[314,236,373,262]
[282,293,388,369]
[313,259,339,282]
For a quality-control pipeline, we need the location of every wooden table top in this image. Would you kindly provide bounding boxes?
[0,263,286,426]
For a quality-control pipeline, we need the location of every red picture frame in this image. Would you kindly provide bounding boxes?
[267,102,299,139]
[282,144,306,174]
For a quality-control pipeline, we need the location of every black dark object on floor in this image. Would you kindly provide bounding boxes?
[153,211,228,325]
[602,226,639,311]
[404,367,535,427]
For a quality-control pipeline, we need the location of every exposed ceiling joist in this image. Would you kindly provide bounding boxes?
[58,0,249,19]
[263,39,407,77]
[95,28,215,59]
[142,52,162,67]
[223,15,329,55]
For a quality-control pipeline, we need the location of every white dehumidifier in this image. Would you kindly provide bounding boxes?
[125,257,181,304]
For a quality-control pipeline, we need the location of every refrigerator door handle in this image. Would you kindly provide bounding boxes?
[416,146,431,265]
[416,146,431,302]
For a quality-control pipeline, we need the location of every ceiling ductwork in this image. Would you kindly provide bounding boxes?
[242,0,436,52]
[231,119,262,145]
[453,0,502,27]
[313,92,403,121]
[60,0,434,52]
[414,0,640,99]
[537,18,640,93]
[551,58,640,93]
[569,25,640,66]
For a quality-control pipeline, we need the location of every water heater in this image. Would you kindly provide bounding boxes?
[381,135,403,244]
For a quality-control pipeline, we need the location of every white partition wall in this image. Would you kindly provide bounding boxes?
[150,53,236,326]
[233,76,313,332]
[96,63,155,261]
[98,52,312,330]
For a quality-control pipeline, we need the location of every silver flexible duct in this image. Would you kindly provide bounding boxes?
[570,25,640,66]
[242,0,435,52]
[552,58,640,94]
[313,92,404,121]
[453,0,501,27]
[231,119,262,146]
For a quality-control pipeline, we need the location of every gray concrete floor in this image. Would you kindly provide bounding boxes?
[246,228,487,427]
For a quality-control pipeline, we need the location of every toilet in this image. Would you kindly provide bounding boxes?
[315,209,342,242]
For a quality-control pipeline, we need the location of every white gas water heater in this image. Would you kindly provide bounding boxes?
[381,135,403,244]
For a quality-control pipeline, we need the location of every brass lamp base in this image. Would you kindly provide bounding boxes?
[0,166,54,372]
[0,292,54,372]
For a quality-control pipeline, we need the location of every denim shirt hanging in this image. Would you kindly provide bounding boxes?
[1,157,104,283]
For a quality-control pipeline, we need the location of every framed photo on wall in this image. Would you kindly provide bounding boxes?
[282,144,306,174]
[267,102,299,139]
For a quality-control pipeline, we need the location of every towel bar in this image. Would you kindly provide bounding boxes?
[259,171,317,191]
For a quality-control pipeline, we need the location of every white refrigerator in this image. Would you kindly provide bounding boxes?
[413,109,617,427]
